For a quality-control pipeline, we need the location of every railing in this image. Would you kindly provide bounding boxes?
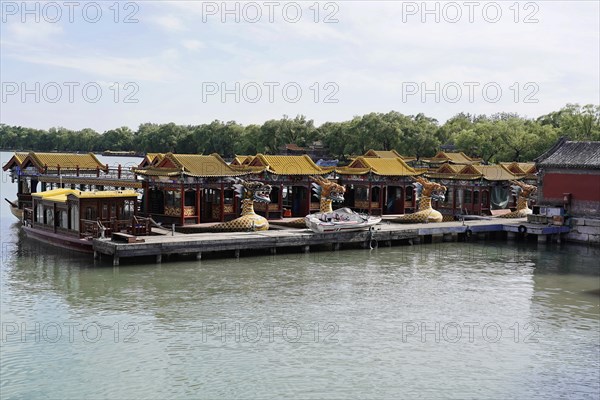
[80,219,102,238]
[80,217,152,238]
[21,166,139,181]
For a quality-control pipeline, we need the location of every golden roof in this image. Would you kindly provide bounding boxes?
[361,149,417,162]
[2,152,28,171]
[424,151,481,165]
[32,189,137,203]
[230,155,254,166]
[138,153,165,168]
[248,154,327,175]
[473,165,519,181]
[425,164,519,181]
[135,153,245,177]
[500,162,537,175]
[21,152,106,171]
[337,157,421,176]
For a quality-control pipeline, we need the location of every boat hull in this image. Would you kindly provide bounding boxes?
[305,208,382,233]
[22,225,94,254]
[6,199,22,220]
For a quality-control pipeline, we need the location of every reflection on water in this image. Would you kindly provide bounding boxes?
[1,150,599,399]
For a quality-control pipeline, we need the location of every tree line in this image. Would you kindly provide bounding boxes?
[1,104,598,163]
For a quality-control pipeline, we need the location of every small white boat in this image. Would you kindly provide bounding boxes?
[305,207,381,233]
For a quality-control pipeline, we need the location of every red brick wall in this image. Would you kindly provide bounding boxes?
[543,173,600,201]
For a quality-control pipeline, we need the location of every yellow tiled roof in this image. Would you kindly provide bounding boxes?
[231,155,254,166]
[136,153,245,177]
[501,162,536,175]
[168,153,243,177]
[426,164,519,181]
[425,151,481,164]
[2,152,28,170]
[138,153,165,168]
[249,154,326,175]
[337,157,421,176]
[472,165,519,181]
[362,149,417,162]
[21,152,106,171]
[364,149,401,158]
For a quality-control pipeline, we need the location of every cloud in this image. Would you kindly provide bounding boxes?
[150,15,186,32]
[182,39,205,51]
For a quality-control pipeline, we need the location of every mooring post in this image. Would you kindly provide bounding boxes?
[235,249,240,258]
[113,255,119,266]
[196,252,202,260]
[270,247,276,255]
[94,250,100,260]
[333,243,340,251]
[156,254,162,263]
[303,245,310,253]
[172,224,175,236]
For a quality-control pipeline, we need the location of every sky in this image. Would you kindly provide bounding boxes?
[1,0,599,132]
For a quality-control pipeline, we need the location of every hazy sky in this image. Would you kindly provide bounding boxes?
[1,0,599,131]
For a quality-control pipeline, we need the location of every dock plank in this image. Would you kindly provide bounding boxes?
[93,218,565,263]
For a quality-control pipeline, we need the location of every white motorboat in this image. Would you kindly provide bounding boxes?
[305,207,381,233]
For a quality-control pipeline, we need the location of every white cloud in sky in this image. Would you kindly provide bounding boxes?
[182,39,205,51]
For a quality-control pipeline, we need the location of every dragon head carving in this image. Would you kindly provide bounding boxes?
[413,176,447,202]
[509,180,537,199]
[233,179,272,203]
[310,176,346,202]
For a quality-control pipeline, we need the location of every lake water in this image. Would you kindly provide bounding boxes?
[1,151,599,399]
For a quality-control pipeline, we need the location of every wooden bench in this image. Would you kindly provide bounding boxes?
[111,232,144,243]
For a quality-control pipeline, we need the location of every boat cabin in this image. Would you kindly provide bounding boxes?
[26,189,143,238]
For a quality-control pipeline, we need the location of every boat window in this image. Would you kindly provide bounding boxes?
[46,208,53,225]
[71,205,79,231]
[405,186,413,202]
[464,190,472,205]
[371,187,380,203]
[36,203,43,222]
[102,204,108,220]
[270,186,280,204]
[473,190,479,205]
[482,191,489,207]
[165,190,181,207]
[355,186,368,202]
[223,189,234,205]
[60,210,68,228]
[85,207,96,220]
[185,190,197,206]
[445,187,453,204]
[121,200,134,219]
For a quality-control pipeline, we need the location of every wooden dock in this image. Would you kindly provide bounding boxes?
[92,218,571,265]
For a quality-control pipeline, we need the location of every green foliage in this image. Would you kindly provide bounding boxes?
[1,104,597,162]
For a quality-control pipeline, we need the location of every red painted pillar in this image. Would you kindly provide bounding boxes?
[368,182,372,214]
[195,183,201,224]
[279,183,283,217]
[180,183,185,225]
[220,183,225,222]
[306,182,311,215]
